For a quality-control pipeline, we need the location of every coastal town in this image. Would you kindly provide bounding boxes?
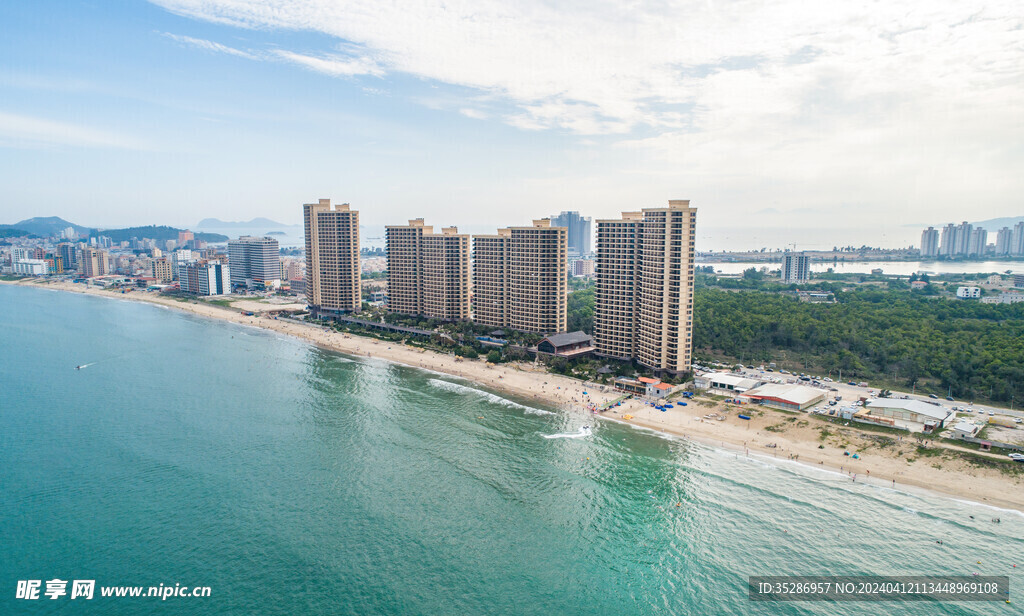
[3,202,1023,512]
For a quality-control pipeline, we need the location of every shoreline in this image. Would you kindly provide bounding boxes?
[4,277,1022,513]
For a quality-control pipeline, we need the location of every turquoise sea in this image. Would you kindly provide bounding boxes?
[1,284,1021,615]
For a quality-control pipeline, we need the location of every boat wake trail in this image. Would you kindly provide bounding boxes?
[427,379,555,415]
[543,426,593,439]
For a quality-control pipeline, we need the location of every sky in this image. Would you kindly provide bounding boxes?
[1,1,1022,250]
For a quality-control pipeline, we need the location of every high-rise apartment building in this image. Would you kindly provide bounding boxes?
[782,253,810,283]
[995,227,1013,255]
[179,261,230,296]
[58,243,77,270]
[919,227,939,258]
[228,236,281,289]
[386,219,428,316]
[550,211,592,256]
[593,211,642,361]
[423,228,471,321]
[967,228,987,256]
[79,247,107,278]
[45,255,64,274]
[472,220,567,333]
[954,221,973,255]
[472,230,510,329]
[303,199,361,319]
[1013,222,1024,256]
[385,219,471,321]
[594,200,697,374]
[151,257,172,282]
[282,259,302,282]
[939,223,957,256]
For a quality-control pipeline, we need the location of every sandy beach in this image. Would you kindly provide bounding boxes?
[6,276,1023,513]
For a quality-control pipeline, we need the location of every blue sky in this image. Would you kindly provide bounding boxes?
[2,1,1022,250]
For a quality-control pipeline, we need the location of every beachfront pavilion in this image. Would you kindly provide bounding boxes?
[739,384,825,411]
[536,331,595,358]
[863,399,953,431]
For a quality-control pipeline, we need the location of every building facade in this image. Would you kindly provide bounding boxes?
[303,199,361,319]
[593,211,641,360]
[471,231,510,329]
[781,253,810,283]
[150,257,172,283]
[1013,222,1024,256]
[13,259,48,275]
[919,227,939,257]
[179,261,230,296]
[471,220,567,333]
[549,211,592,256]
[228,236,281,289]
[995,227,1013,255]
[967,228,987,256]
[594,201,696,375]
[79,247,107,278]
[385,219,471,321]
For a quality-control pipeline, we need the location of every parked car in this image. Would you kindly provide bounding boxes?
[1008,453,1024,462]
[929,394,939,399]
[945,396,954,401]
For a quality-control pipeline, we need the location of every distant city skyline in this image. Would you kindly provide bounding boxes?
[2,2,1023,250]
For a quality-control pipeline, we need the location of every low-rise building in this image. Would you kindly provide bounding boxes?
[740,384,825,411]
[956,286,980,299]
[612,376,675,399]
[863,399,952,431]
[796,291,835,303]
[950,420,982,440]
[693,372,762,395]
[536,331,595,358]
[980,292,1024,304]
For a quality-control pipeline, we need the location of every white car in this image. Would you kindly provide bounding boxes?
[1009,453,1024,462]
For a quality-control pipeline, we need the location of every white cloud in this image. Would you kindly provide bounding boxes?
[272,49,383,77]
[162,32,256,59]
[148,0,1024,227]
[0,111,147,150]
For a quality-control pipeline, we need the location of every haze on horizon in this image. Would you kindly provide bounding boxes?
[1,1,1022,251]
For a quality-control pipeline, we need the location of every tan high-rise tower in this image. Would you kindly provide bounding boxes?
[472,219,567,334]
[594,200,696,374]
[385,219,470,321]
[303,199,361,319]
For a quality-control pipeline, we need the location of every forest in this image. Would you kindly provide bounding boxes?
[692,287,1024,403]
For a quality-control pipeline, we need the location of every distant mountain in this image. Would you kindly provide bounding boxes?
[196,217,292,229]
[0,228,37,239]
[972,216,1024,232]
[0,216,91,237]
[90,225,228,243]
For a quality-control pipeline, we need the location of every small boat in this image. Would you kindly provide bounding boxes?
[738,414,751,420]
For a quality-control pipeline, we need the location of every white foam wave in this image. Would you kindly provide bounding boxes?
[428,379,555,415]
[543,426,593,439]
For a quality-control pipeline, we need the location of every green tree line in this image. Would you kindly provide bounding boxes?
[692,287,1024,404]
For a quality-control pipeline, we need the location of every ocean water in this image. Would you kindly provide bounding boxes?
[1,284,1021,615]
